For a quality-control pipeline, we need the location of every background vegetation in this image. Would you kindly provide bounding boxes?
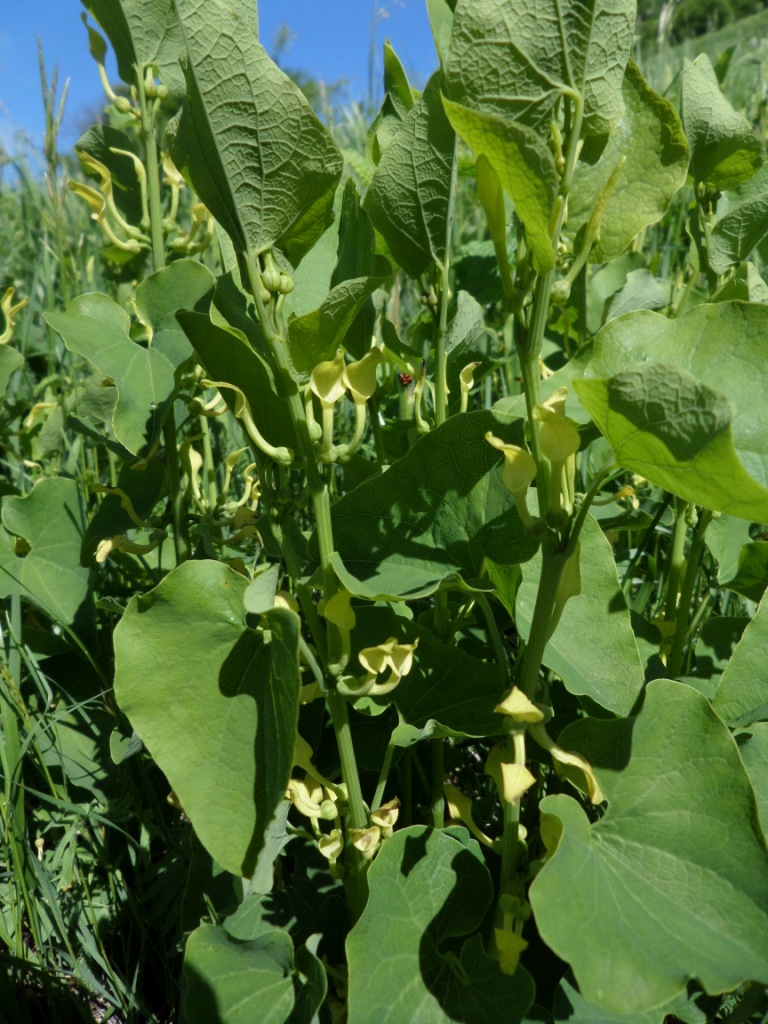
[1,2,768,1022]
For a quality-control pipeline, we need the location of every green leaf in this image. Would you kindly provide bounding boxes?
[585,251,646,334]
[711,261,768,304]
[576,302,768,487]
[443,0,634,136]
[739,725,768,841]
[169,0,342,264]
[516,512,644,716]
[177,311,297,451]
[566,61,689,263]
[182,923,296,1024]
[382,39,416,118]
[0,345,23,399]
[326,411,540,600]
[243,564,280,617]
[293,937,328,1024]
[346,826,535,1023]
[575,362,768,520]
[689,616,748,698]
[0,478,90,626]
[285,274,387,384]
[682,54,763,191]
[37,683,115,802]
[363,73,456,277]
[720,541,768,603]
[47,295,171,456]
[604,269,667,321]
[426,0,454,66]
[114,560,300,877]
[531,680,768,1013]
[713,590,768,727]
[708,515,768,604]
[282,213,340,321]
[81,0,186,99]
[709,191,768,274]
[46,260,213,455]
[553,972,713,1024]
[331,180,388,361]
[442,98,557,274]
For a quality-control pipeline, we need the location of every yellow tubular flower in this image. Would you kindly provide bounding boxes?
[371,798,400,838]
[459,362,481,413]
[323,590,356,632]
[358,637,418,679]
[494,926,528,976]
[310,348,347,406]
[485,432,539,531]
[532,388,580,515]
[444,783,498,849]
[343,347,382,402]
[495,686,545,723]
[310,348,347,461]
[528,721,604,804]
[202,379,293,465]
[349,825,382,860]
[337,348,383,460]
[0,287,29,345]
[317,829,345,862]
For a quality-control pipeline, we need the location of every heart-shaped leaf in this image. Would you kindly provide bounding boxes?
[169,0,342,265]
[575,363,768,520]
[46,260,213,455]
[364,73,456,277]
[682,54,762,191]
[114,560,300,877]
[713,589,768,727]
[0,477,90,625]
[347,826,535,1023]
[530,679,768,1013]
[566,61,689,263]
[443,0,634,136]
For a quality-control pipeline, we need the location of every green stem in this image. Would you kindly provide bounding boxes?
[518,329,550,517]
[620,493,672,591]
[137,67,190,562]
[372,735,396,811]
[430,739,445,829]
[298,635,326,693]
[136,70,165,273]
[434,140,459,428]
[326,690,367,830]
[3,579,25,837]
[667,509,713,678]
[242,252,369,866]
[474,592,510,690]
[515,539,567,698]
[431,581,451,829]
[498,726,526,898]
[274,519,328,665]
[368,395,387,467]
[664,498,689,623]
[563,462,617,560]
[199,412,218,508]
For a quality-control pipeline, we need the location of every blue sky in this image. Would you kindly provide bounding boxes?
[0,1,437,157]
